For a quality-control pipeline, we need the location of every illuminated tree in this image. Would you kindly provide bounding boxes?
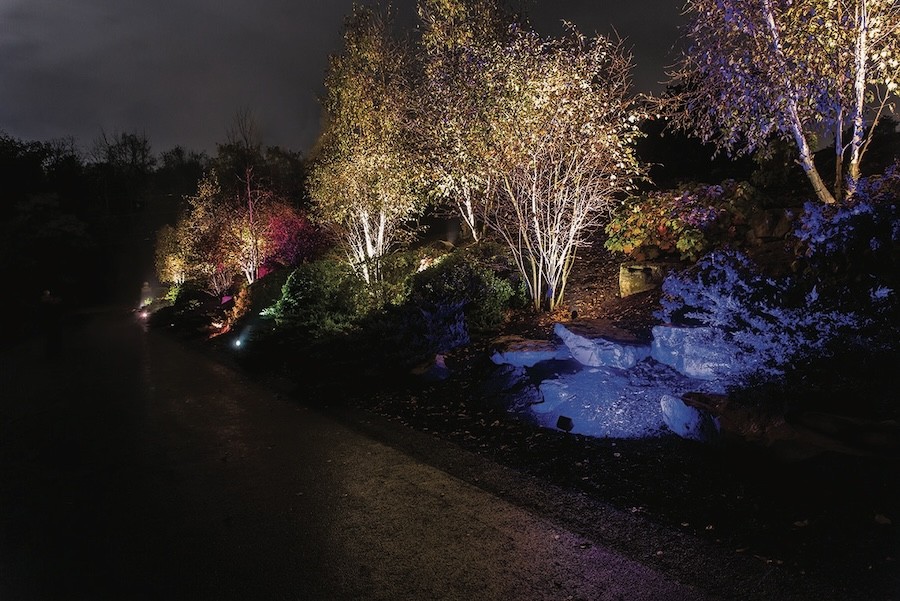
[416,0,516,240]
[179,171,236,297]
[309,6,422,288]
[210,109,268,285]
[154,223,188,286]
[668,0,899,203]
[203,110,315,285]
[265,203,325,267]
[228,168,274,284]
[484,26,645,311]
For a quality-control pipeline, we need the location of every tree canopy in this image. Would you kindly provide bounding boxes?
[482,25,645,310]
[667,0,899,204]
[309,5,423,288]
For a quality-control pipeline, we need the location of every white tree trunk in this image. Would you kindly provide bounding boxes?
[761,0,837,204]
[346,207,392,287]
[847,0,869,197]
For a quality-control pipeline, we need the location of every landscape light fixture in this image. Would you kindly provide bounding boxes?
[556,415,574,432]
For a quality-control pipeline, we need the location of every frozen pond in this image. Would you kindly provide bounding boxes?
[520,359,723,439]
[493,323,738,441]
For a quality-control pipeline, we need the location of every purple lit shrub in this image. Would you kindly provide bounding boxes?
[795,162,899,311]
[605,180,760,261]
[266,207,331,268]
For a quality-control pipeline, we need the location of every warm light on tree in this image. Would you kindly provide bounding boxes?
[415,0,515,241]
[154,224,188,286]
[483,25,645,311]
[169,168,313,294]
[309,6,423,289]
[179,171,236,297]
[668,0,899,203]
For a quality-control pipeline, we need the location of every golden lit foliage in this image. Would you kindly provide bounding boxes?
[415,0,515,241]
[309,6,423,286]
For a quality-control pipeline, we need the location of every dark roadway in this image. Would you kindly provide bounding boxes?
[0,308,819,600]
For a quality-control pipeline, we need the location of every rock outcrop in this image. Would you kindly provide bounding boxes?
[553,321,651,370]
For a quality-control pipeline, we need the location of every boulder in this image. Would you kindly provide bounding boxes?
[660,394,720,442]
[531,367,668,438]
[619,262,674,297]
[682,392,900,458]
[410,353,450,381]
[481,364,543,412]
[554,322,650,370]
[651,325,751,383]
[748,208,795,242]
[490,335,571,367]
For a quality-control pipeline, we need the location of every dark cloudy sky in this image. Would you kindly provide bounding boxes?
[0,0,683,155]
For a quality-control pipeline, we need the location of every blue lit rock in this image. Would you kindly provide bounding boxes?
[660,394,720,442]
[553,323,650,370]
[497,323,736,441]
[650,325,746,383]
[490,335,571,367]
[531,366,673,438]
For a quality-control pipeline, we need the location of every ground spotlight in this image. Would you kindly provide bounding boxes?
[556,415,574,432]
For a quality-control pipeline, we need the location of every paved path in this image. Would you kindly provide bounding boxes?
[0,309,718,600]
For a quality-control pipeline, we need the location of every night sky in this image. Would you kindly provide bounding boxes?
[0,0,683,155]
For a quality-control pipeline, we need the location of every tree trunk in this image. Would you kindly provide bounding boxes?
[834,107,844,203]
[762,0,837,205]
[790,107,837,205]
[847,0,869,198]
[799,152,837,205]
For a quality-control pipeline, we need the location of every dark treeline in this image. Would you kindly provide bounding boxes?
[0,127,308,343]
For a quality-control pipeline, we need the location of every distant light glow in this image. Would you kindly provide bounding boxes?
[234,339,242,348]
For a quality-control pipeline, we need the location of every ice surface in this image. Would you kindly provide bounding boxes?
[523,359,723,439]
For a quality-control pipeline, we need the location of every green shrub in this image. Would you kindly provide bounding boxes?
[374,247,431,307]
[409,244,519,333]
[163,284,182,304]
[605,180,762,261]
[339,244,522,366]
[263,258,367,340]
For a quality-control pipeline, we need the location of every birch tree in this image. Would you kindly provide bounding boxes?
[484,26,645,311]
[309,6,422,288]
[416,0,515,241]
[668,0,899,203]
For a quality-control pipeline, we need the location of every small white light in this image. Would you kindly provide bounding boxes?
[234,339,242,348]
